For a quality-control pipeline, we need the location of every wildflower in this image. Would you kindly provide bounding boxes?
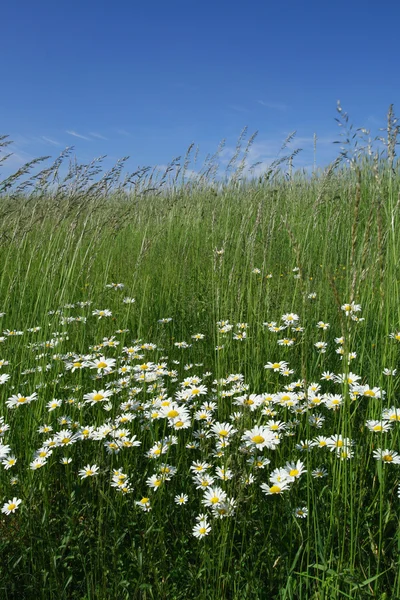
[212,498,236,519]
[175,494,188,505]
[281,313,299,325]
[260,482,290,495]
[312,467,328,478]
[361,386,384,399]
[382,407,400,422]
[194,474,215,489]
[55,429,79,447]
[60,457,72,465]
[389,332,400,342]
[146,475,163,490]
[90,356,116,373]
[317,321,330,330]
[136,497,151,512]
[314,341,327,353]
[30,457,47,470]
[294,507,308,518]
[264,361,288,372]
[6,392,38,409]
[92,309,112,319]
[83,388,113,406]
[242,426,279,450]
[0,373,10,384]
[78,464,99,479]
[2,456,16,469]
[366,420,392,433]
[210,422,237,440]
[190,461,211,474]
[123,297,136,304]
[383,368,397,376]
[192,519,211,538]
[321,371,335,381]
[284,460,306,481]
[373,449,400,464]
[277,338,295,347]
[215,466,233,480]
[1,498,22,515]
[324,394,343,410]
[202,486,227,507]
[341,302,362,315]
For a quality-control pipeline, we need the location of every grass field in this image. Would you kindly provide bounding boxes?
[0,111,400,599]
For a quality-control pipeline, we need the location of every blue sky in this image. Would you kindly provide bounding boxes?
[1,0,399,179]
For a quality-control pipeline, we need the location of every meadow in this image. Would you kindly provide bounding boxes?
[0,109,399,599]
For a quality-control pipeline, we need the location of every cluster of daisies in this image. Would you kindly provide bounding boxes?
[0,288,399,540]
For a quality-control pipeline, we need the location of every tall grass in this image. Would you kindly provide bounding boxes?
[0,107,399,599]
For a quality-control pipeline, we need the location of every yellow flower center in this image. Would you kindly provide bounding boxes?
[251,435,265,444]
[199,527,206,535]
[269,485,281,494]
[175,420,184,428]
[289,469,299,477]
[61,437,71,444]
[140,497,149,504]
[93,394,104,402]
[210,497,219,504]
[373,425,383,431]
[364,390,375,397]
[219,430,228,437]
[383,455,393,462]
[8,503,16,511]
[97,362,107,369]
[17,397,27,403]
[73,362,82,368]
[167,409,179,418]
[272,363,280,369]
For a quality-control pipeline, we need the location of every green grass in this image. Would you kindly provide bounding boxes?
[0,114,399,599]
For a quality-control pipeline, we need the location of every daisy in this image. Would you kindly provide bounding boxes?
[242,426,279,450]
[136,497,151,512]
[83,388,113,406]
[1,497,22,515]
[366,420,392,433]
[90,356,116,373]
[6,392,38,409]
[312,467,328,478]
[388,332,400,342]
[192,521,211,538]
[92,309,112,319]
[373,449,400,464]
[260,482,290,495]
[264,361,288,372]
[202,486,227,507]
[284,460,306,481]
[294,507,308,518]
[210,422,237,440]
[175,494,188,505]
[2,456,16,470]
[78,464,99,479]
[383,368,397,376]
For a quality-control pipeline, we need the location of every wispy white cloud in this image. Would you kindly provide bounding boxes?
[89,132,108,140]
[258,100,288,111]
[228,104,250,114]
[66,130,90,141]
[115,129,131,137]
[42,136,62,146]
